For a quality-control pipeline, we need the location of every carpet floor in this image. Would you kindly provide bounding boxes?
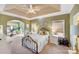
[0,35,69,54]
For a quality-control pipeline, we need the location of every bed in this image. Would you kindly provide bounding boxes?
[22,33,49,53]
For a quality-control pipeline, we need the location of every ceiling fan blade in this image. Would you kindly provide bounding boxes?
[27,10,36,14]
[34,8,40,11]
[32,11,36,14]
[30,4,33,9]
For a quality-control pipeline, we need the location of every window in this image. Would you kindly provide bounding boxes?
[52,20,65,37]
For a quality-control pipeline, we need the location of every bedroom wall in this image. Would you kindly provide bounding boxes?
[70,4,79,48]
[31,18,52,34]
[0,14,30,35]
[31,14,70,40]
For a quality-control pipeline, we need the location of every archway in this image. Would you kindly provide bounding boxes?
[7,20,25,37]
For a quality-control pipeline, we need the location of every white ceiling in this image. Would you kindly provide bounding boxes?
[0,4,74,20]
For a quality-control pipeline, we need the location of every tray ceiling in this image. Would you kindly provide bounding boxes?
[4,4,60,18]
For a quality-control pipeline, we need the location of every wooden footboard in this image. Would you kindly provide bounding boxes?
[22,35,38,54]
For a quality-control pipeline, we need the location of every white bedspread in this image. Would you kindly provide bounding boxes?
[28,34,48,53]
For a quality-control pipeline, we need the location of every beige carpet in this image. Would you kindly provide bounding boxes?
[40,43,69,54]
[0,35,69,54]
[7,35,33,54]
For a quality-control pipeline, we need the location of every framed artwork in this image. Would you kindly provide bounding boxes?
[0,25,3,34]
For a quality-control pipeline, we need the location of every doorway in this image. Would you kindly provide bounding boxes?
[70,12,79,53]
[7,20,24,37]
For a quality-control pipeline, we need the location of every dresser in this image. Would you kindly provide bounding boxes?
[50,33,65,45]
[0,34,6,40]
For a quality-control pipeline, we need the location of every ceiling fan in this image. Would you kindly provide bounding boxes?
[25,4,40,14]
